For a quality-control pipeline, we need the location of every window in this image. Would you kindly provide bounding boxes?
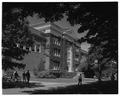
[31,46,34,51]
[39,45,41,53]
[29,47,32,51]
[53,49,60,57]
[16,43,20,47]
[23,46,26,50]
[26,46,29,51]
[36,46,39,52]
[75,58,79,61]
[52,62,60,70]
[20,45,23,49]
[34,45,37,52]
[76,49,79,52]
[58,50,60,57]
[53,37,61,46]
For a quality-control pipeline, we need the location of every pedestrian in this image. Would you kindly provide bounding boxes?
[13,71,19,82]
[115,72,118,80]
[78,74,82,85]
[26,70,30,83]
[22,71,26,83]
[111,73,115,81]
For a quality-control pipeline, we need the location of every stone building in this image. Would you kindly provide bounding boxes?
[18,23,87,73]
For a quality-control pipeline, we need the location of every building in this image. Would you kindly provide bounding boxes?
[18,23,87,73]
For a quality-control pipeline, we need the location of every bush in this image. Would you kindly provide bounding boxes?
[84,69,95,78]
[61,72,77,78]
[33,58,46,76]
[34,70,77,79]
[2,76,22,89]
[36,71,56,79]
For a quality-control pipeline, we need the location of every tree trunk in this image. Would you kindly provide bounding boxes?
[98,71,102,82]
[98,61,102,82]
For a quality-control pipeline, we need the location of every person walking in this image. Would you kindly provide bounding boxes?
[78,74,82,85]
[13,71,19,82]
[111,73,115,81]
[26,70,30,83]
[22,71,26,83]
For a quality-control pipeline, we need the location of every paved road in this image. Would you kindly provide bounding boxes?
[3,78,98,94]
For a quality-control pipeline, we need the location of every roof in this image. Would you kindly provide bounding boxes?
[30,22,78,41]
[29,26,47,41]
[80,49,88,55]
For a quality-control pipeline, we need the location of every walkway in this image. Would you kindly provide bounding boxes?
[3,78,98,94]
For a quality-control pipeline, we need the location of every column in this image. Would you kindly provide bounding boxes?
[23,46,26,50]
[61,37,66,71]
[34,45,37,52]
[72,43,75,72]
[29,47,31,51]
[39,44,41,53]
[78,48,81,66]
[68,46,73,72]
[16,43,20,47]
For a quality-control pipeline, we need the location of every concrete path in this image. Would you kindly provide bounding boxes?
[3,78,98,94]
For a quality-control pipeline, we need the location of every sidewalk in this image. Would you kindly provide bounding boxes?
[3,78,98,94]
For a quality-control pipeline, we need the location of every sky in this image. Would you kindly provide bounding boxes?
[27,14,90,52]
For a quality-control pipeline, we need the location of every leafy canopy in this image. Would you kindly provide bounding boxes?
[3,2,118,71]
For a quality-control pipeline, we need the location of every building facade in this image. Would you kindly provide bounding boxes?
[18,23,87,73]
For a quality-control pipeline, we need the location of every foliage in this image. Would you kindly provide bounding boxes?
[2,5,34,70]
[84,67,95,78]
[67,3,117,74]
[77,55,88,72]
[76,3,118,63]
[35,71,56,79]
[33,58,45,75]
[87,46,118,80]
[61,72,77,78]
[37,59,45,71]
[3,3,118,73]
[63,3,118,73]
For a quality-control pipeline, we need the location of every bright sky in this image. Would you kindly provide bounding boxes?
[27,14,90,51]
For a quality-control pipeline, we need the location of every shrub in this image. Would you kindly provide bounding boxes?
[33,58,45,76]
[2,76,22,88]
[36,71,56,79]
[61,72,77,78]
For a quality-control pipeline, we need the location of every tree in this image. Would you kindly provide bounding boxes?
[2,3,67,70]
[87,46,109,81]
[65,2,118,61]
[2,7,34,70]
[33,58,45,76]
[79,3,118,81]
[3,2,118,76]
[62,2,118,81]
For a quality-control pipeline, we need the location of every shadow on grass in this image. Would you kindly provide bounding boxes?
[22,80,118,94]
[3,82,44,89]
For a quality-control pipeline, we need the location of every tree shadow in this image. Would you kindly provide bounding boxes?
[22,80,118,94]
[3,82,44,89]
